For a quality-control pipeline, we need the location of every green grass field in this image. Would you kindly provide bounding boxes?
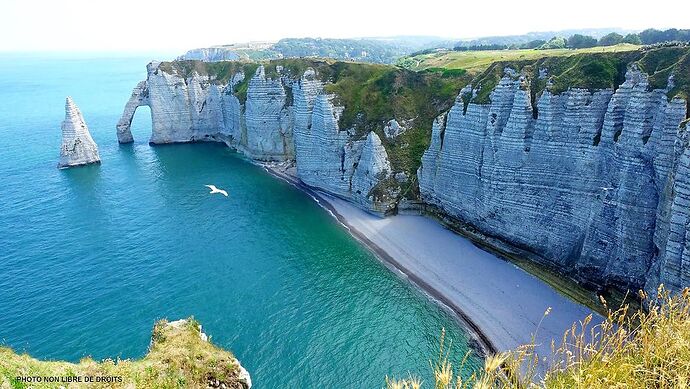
[397,44,641,74]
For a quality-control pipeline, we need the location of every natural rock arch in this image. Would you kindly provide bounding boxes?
[116,80,149,143]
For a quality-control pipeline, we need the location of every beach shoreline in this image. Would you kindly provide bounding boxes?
[260,161,597,361]
[261,163,496,355]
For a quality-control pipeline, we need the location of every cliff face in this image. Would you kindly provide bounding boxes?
[59,97,100,169]
[119,49,690,295]
[418,66,689,294]
[118,62,398,213]
[243,66,293,160]
[117,62,230,145]
[290,70,396,212]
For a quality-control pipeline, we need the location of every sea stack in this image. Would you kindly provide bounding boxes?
[58,97,101,169]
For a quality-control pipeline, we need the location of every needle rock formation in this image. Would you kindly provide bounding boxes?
[58,97,101,169]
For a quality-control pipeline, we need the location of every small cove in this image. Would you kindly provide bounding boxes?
[0,53,482,388]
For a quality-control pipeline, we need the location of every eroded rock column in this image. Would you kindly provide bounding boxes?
[59,97,101,168]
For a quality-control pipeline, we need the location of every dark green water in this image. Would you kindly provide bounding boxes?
[0,54,481,387]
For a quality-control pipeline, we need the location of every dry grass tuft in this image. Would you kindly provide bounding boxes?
[388,285,690,389]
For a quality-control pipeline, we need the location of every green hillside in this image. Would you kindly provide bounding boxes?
[397,44,641,74]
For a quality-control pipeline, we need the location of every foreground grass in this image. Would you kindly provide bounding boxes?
[396,44,641,74]
[0,318,249,389]
[388,285,690,388]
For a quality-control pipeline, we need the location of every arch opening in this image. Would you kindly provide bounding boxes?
[128,105,152,143]
[116,81,150,144]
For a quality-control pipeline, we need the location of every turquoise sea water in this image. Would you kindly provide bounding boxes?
[0,53,481,387]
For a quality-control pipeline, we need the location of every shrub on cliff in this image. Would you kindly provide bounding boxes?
[622,33,642,45]
[387,285,690,388]
[598,33,624,47]
[567,34,598,49]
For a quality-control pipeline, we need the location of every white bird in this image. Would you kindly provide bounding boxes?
[205,184,228,197]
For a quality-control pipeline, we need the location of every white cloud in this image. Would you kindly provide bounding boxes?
[1,0,688,52]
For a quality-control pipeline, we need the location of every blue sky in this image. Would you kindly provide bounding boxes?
[2,0,688,52]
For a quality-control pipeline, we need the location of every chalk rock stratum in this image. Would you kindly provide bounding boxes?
[418,67,689,295]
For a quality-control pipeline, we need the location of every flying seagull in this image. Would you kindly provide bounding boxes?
[205,184,228,197]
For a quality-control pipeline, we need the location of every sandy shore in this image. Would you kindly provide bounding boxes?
[263,163,597,360]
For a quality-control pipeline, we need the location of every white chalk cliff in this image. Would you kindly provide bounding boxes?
[243,66,293,160]
[418,67,689,295]
[58,97,100,169]
[119,53,690,295]
[118,63,397,213]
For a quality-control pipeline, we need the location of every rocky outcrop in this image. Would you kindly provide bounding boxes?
[418,67,689,294]
[351,132,394,210]
[291,74,396,213]
[117,62,235,145]
[383,119,406,139]
[58,97,100,169]
[167,319,252,389]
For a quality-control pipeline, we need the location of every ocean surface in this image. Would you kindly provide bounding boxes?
[0,53,481,387]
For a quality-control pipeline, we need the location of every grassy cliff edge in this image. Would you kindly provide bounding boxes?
[0,318,250,389]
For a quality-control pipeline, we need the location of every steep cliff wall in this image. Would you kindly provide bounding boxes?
[289,70,396,212]
[243,66,293,160]
[119,48,690,294]
[117,62,232,145]
[117,60,451,213]
[418,48,690,294]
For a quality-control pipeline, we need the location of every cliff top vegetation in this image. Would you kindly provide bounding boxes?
[0,318,248,389]
[396,44,641,73]
[178,36,454,65]
[4,288,688,389]
[466,45,690,103]
[388,285,690,389]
